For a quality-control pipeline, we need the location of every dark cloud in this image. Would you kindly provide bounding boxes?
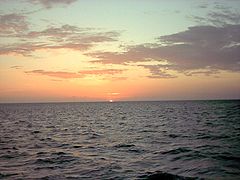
[10,65,22,69]
[193,11,240,26]
[192,5,240,26]
[207,11,240,26]
[25,68,124,79]
[88,24,240,78]
[198,4,208,9]
[157,25,240,71]
[88,45,160,65]
[26,25,119,43]
[183,69,219,77]
[0,42,91,56]
[26,25,90,39]
[0,24,120,56]
[27,0,77,8]
[0,13,28,35]
[25,69,84,79]
[139,65,177,79]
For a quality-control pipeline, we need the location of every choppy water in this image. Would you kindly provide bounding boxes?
[0,100,240,179]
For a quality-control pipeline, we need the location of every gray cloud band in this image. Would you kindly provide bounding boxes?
[88,25,240,78]
[0,15,120,56]
[27,0,77,9]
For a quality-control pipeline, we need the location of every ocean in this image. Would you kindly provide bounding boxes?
[0,100,239,179]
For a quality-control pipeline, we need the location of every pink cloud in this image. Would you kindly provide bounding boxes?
[25,68,124,79]
[78,69,123,75]
[25,70,84,79]
[0,24,120,56]
[10,65,23,69]
[0,13,28,35]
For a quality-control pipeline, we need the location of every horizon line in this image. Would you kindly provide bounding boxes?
[0,98,239,104]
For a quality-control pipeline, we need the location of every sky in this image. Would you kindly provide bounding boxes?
[0,0,240,102]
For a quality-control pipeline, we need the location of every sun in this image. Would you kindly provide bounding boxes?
[109,99,113,103]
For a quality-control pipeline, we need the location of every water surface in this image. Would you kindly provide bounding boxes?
[0,100,240,179]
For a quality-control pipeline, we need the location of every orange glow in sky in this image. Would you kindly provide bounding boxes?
[0,1,240,102]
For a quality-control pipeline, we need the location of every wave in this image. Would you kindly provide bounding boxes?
[161,147,192,155]
[34,154,77,165]
[113,143,136,148]
[139,171,203,180]
[0,172,19,179]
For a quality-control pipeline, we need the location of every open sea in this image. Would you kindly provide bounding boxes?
[0,100,240,179]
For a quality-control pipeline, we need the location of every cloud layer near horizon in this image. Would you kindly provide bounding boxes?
[25,68,124,79]
[88,24,240,77]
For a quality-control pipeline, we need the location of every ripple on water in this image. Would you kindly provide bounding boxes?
[0,100,239,179]
[161,147,192,155]
[113,143,136,148]
[139,171,202,180]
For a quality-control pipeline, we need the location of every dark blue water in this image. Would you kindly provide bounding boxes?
[0,100,240,179]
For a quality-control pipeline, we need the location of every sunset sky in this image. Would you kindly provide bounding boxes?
[0,0,240,102]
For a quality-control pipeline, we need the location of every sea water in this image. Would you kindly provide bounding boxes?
[0,100,240,179]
